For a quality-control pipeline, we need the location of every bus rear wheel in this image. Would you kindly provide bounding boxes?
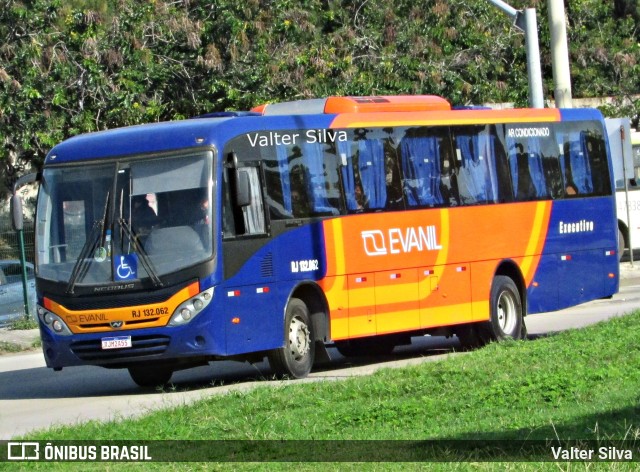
[479,275,525,342]
[128,364,173,388]
[268,298,315,379]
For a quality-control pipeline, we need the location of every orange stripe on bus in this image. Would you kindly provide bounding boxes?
[46,281,200,334]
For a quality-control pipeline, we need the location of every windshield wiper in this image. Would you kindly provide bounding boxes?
[118,218,163,287]
[66,191,111,295]
[65,220,104,295]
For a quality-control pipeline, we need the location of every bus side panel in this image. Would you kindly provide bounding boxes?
[526,254,559,313]
[419,262,473,328]
[222,282,284,356]
[556,249,615,309]
[318,275,349,340]
[322,202,551,339]
[528,197,618,313]
[346,273,377,338]
[468,260,498,324]
[221,222,330,356]
[375,268,420,335]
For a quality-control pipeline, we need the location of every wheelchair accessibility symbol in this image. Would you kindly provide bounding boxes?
[114,254,138,281]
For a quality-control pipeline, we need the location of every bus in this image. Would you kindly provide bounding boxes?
[613,124,640,257]
[19,95,618,387]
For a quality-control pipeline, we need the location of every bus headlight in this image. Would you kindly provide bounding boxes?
[37,305,72,336]
[168,288,214,326]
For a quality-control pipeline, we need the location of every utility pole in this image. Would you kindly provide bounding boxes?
[11,173,39,320]
[547,0,573,108]
[487,0,544,108]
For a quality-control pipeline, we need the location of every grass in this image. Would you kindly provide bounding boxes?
[0,337,41,354]
[0,340,24,353]
[0,316,40,353]
[5,311,640,470]
[9,315,39,331]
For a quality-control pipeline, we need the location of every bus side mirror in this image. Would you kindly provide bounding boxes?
[10,172,40,231]
[10,194,24,231]
[235,170,252,207]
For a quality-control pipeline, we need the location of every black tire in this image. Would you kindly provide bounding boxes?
[335,337,396,357]
[128,365,173,388]
[478,275,525,342]
[618,227,626,261]
[268,298,315,379]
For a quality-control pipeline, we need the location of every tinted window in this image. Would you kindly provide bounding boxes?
[258,136,342,219]
[451,125,504,205]
[556,121,611,197]
[227,119,611,222]
[399,127,448,208]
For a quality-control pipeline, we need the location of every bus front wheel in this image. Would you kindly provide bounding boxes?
[128,364,173,388]
[479,275,525,342]
[268,298,315,379]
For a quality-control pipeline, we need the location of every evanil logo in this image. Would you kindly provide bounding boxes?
[361,226,442,256]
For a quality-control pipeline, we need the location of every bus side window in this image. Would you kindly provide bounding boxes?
[492,132,514,202]
[290,163,311,218]
[399,130,444,207]
[439,133,460,206]
[223,166,266,237]
[452,126,500,205]
[585,134,611,195]
[222,169,236,238]
[508,141,539,201]
[238,167,266,235]
[339,142,365,212]
[383,134,404,210]
[538,131,564,199]
[356,139,387,210]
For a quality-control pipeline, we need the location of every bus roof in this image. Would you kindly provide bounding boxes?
[251,95,452,115]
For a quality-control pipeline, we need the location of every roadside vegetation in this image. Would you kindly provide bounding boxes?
[0,337,40,354]
[0,340,24,354]
[9,315,39,331]
[3,0,640,198]
[6,310,639,470]
[0,316,40,354]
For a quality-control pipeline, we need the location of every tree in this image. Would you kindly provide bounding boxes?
[2,0,640,198]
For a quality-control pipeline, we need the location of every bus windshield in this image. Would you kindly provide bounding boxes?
[36,151,213,287]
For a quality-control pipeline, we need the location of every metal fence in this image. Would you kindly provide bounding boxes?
[0,214,35,263]
[0,208,36,322]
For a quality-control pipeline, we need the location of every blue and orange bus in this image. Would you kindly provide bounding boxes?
[21,96,618,386]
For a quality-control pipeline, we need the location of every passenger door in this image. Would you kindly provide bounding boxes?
[222,163,279,355]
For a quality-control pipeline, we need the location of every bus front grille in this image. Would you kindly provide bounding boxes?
[70,335,170,361]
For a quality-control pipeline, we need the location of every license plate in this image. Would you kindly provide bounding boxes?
[101,336,132,350]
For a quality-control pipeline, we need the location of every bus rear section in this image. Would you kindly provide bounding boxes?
[30,96,618,387]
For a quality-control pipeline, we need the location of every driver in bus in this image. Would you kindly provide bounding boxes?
[132,194,158,237]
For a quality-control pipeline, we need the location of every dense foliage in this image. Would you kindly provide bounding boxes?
[1,0,640,196]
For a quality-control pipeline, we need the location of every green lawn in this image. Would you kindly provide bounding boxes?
[7,311,640,470]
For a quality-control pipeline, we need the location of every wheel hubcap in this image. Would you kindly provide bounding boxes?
[497,290,517,335]
[288,315,311,360]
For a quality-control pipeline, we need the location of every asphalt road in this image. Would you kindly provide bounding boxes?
[1,274,640,439]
